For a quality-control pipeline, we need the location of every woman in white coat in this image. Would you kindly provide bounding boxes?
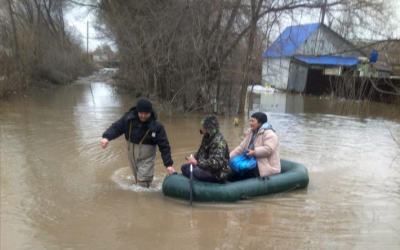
[230,112,281,179]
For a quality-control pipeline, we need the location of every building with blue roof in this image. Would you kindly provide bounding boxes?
[262,23,364,93]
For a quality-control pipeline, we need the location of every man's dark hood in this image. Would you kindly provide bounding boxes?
[201,114,219,137]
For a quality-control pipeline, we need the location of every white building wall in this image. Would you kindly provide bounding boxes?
[93,54,109,62]
[262,57,290,90]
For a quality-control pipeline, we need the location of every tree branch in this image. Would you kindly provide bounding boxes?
[68,0,98,8]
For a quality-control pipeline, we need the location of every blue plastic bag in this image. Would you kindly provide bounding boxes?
[229,151,257,175]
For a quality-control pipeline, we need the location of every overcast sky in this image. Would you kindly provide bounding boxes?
[394,1,400,37]
[66,1,400,52]
[65,5,103,52]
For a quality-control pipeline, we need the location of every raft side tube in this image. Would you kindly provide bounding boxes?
[162,159,309,202]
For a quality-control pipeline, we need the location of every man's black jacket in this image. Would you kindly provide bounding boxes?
[102,107,173,167]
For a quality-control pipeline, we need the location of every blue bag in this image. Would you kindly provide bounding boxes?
[229,151,257,175]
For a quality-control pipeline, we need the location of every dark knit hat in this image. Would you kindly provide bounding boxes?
[137,99,153,113]
[251,112,268,124]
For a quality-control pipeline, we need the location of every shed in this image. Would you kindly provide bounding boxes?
[262,23,364,93]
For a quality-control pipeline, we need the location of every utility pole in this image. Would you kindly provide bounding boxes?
[320,0,328,25]
[315,0,328,55]
[7,0,20,67]
[87,21,89,59]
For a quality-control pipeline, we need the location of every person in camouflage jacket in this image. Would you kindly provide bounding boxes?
[181,114,230,183]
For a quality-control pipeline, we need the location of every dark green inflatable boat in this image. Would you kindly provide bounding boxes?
[162,159,309,202]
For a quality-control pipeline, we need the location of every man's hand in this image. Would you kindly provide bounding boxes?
[246,150,255,157]
[100,138,109,149]
[187,156,197,165]
[166,166,176,174]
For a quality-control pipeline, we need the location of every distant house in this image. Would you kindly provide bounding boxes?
[262,23,365,93]
[93,53,109,63]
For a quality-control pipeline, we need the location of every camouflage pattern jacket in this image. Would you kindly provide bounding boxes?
[194,115,230,182]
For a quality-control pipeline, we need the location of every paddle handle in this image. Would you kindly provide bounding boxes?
[190,154,193,206]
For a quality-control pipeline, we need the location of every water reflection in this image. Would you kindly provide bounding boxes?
[249,92,304,113]
[248,91,400,122]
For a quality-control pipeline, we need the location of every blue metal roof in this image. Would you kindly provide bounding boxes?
[294,56,360,66]
[262,23,320,58]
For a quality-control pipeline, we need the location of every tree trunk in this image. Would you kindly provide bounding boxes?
[215,75,221,114]
[8,0,21,69]
[237,0,264,114]
[36,1,41,61]
[153,73,158,102]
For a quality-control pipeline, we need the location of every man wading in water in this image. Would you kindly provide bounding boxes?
[100,99,175,187]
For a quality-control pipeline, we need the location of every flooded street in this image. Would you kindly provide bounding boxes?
[1,73,400,250]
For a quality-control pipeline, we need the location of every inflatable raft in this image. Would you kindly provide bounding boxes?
[162,159,309,202]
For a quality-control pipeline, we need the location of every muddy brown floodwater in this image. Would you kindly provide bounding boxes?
[1,72,400,249]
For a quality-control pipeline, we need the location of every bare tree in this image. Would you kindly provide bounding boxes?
[0,0,93,96]
[87,0,397,114]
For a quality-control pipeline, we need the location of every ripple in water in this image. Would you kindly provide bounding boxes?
[111,167,163,192]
